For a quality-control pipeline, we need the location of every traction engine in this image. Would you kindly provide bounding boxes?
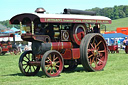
[10,8,111,77]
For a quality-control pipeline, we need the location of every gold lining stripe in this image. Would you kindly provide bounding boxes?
[51,43,52,50]
[61,42,63,49]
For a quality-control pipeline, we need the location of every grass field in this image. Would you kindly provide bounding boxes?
[0,50,128,85]
[106,17,128,31]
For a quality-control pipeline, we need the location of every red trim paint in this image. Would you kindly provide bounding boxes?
[51,42,72,50]
[40,18,111,24]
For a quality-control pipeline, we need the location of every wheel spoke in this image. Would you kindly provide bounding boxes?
[88,54,94,58]
[97,58,104,63]
[32,66,36,71]
[90,57,94,65]
[53,57,58,62]
[55,61,60,64]
[88,49,94,52]
[92,37,96,45]
[55,67,58,72]
[25,56,30,61]
[29,66,32,72]
[23,59,28,63]
[24,65,28,70]
[46,65,50,72]
[45,64,51,67]
[96,40,102,47]
[97,47,99,50]
[22,64,27,66]
[90,43,94,49]
[94,43,97,49]
[50,67,53,74]
[91,57,95,64]
[53,54,55,61]
[27,66,30,72]
[49,54,52,61]
[45,60,49,63]
[28,54,30,60]
[56,65,60,68]
[94,61,97,67]
[47,57,52,62]
[98,50,105,53]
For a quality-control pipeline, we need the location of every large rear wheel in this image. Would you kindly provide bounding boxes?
[80,33,108,71]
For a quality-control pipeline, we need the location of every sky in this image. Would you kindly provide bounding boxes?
[0,0,128,21]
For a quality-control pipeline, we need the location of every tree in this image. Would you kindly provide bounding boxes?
[123,6,128,17]
[119,10,126,18]
[91,7,101,15]
[0,20,13,28]
[113,5,119,19]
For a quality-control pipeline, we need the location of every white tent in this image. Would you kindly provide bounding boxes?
[0,35,22,41]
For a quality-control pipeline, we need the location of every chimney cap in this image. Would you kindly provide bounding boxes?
[35,8,46,13]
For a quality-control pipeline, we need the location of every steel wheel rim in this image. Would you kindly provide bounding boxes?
[87,35,107,70]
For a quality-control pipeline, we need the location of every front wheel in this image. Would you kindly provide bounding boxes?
[41,50,64,77]
[80,33,108,72]
[19,51,40,76]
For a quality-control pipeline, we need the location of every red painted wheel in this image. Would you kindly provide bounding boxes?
[71,24,86,45]
[41,50,64,77]
[80,33,108,71]
[19,51,40,76]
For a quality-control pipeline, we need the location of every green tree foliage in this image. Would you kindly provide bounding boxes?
[0,20,20,29]
[86,5,128,20]
[123,6,128,17]
[0,20,13,28]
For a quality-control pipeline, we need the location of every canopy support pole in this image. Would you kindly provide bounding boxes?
[20,22,22,35]
[31,21,34,35]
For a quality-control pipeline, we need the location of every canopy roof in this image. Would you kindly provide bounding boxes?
[0,33,14,37]
[11,27,19,31]
[102,33,128,38]
[10,13,111,24]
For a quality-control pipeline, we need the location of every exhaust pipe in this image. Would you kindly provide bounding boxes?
[63,8,96,16]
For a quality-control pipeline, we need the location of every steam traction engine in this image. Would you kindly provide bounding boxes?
[10,8,111,77]
[0,33,18,55]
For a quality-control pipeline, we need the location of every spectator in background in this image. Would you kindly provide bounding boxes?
[106,39,108,45]
[18,42,22,47]
[18,42,22,52]
[93,23,100,33]
[123,37,128,45]
[87,24,93,33]
[24,45,29,51]
[117,39,121,48]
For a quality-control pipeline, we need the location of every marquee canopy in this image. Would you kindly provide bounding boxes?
[10,13,112,24]
[102,33,128,38]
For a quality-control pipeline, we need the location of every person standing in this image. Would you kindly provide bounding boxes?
[123,37,128,45]
[18,42,22,52]
[93,23,100,33]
